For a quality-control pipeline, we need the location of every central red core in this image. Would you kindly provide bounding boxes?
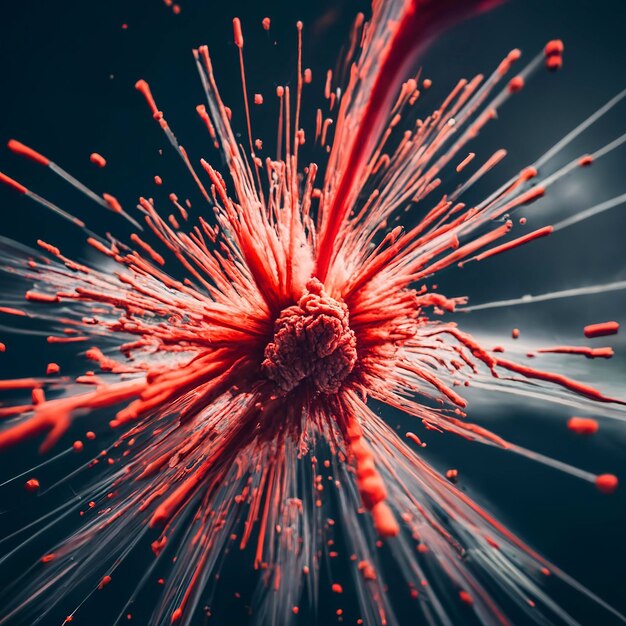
[262,279,357,394]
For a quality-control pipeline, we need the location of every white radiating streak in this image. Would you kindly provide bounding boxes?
[534,87,626,169]
[552,192,626,232]
[468,377,626,422]
[460,281,626,312]
[0,447,72,488]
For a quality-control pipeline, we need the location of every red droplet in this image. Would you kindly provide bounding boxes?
[567,417,599,436]
[90,153,107,168]
[25,478,40,492]
[595,474,618,494]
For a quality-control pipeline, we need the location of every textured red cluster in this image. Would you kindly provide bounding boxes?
[262,279,357,394]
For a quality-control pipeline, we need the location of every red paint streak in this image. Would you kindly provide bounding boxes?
[7,139,50,166]
[0,171,27,194]
[495,357,626,405]
[461,226,553,265]
[584,321,619,338]
[315,0,503,281]
[536,346,613,359]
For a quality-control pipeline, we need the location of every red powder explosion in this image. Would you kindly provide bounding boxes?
[0,1,625,625]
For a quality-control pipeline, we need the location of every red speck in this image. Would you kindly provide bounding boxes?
[25,478,40,492]
[595,474,618,494]
[98,575,112,589]
[459,590,474,605]
[507,76,524,93]
[567,417,599,436]
[90,153,107,168]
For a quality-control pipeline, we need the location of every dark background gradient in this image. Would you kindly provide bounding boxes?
[0,1,625,624]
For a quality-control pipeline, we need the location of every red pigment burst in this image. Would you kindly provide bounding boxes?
[0,1,625,625]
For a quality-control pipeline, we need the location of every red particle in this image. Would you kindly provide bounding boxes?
[292,606,299,614]
[154,175,163,185]
[459,590,474,605]
[405,432,425,448]
[90,153,107,168]
[584,321,619,338]
[46,362,60,375]
[456,152,475,173]
[507,75,524,93]
[331,583,343,594]
[254,94,264,105]
[544,40,564,71]
[304,68,312,84]
[172,4,181,14]
[86,431,96,440]
[25,478,40,492]
[371,501,399,537]
[0,342,5,352]
[357,560,376,580]
[445,468,459,482]
[544,39,564,56]
[512,328,520,339]
[135,79,162,120]
[262,17,271,31]
[422,78,432,89]
[233,18,244,48]
[595,474,618,494]
[73,440,84,452]
[98,575,112,589]
[567,417,599,435]
[545,55,563,71]
[171,608,183,623]
[121,23,128,30]
[579,155,593,167]
[103,193,123,213]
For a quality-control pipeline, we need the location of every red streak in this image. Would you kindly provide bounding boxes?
[0,171,27,194]
[7,139,50,166]
[315,0,502,281]
[583,321,619,338]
